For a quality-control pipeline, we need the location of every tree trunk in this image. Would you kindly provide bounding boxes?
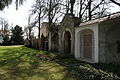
[79,0,83,21]
[88,0,92,20]
[66,0,69,14]
[48,0,52,51]
[38,13,41,38]
[49,0,51,28]
[70,0,75,15]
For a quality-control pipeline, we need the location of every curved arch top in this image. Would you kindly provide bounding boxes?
[62,29,73,41]
[75,25,98,63]
[63,31,72,53]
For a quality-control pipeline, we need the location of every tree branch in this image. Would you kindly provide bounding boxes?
[110,0,120,6]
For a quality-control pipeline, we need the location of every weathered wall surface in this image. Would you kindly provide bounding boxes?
[99,18,120,63]
[58,14,78,55]
[51,33,59,51]
[75,23,99,63]
[59,27,75,54]
[40,22,49,38]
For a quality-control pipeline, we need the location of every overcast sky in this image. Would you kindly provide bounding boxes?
[0,0,34,28]
[0,0,120,29]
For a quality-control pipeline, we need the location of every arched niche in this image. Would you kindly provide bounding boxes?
[78,29,94,61]
[63,31,72,53]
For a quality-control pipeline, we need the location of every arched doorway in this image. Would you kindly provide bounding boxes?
[64,31,71,53]
[80,29,94,61]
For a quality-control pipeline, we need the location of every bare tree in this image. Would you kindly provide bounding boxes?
[0,0,25,10]
[24,15,36,41]
[31,0,47,38]
[44,0,63,33]
[0,18,9,36]
[76,0,111,21]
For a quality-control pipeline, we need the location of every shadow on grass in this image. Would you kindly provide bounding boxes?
[0,46,41,79]
[39,52,120,80]
[2,46,120,80]
[0,46,76,80]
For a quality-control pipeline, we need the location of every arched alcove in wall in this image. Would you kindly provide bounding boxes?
[78,29,94,61]
[63,31,71,53]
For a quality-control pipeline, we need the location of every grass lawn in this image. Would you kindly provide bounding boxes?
[0,46,120,80]
[0,46,76,80]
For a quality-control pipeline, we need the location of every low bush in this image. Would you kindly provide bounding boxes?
[34,51,120,80]
[68,65,120,80]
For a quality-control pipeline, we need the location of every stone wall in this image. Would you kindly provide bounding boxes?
[99,18,120,63]
[58,14,77,55]
[59,27,75,54]
[51,33,59,51]
[29,38,41,49]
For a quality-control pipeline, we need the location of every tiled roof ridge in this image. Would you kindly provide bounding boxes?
[79,11,120,26]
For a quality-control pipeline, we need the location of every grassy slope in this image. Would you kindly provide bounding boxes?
[0,46,75,80]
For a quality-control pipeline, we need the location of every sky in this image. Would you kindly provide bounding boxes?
[0,0,120,29]
[0,0,34,28]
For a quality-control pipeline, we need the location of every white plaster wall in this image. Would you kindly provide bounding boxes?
[75,23,99,63]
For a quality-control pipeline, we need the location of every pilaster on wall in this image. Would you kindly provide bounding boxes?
[48,32,52,50]
[58,32,61,52]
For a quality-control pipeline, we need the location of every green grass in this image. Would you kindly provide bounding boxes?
[1,46,120,80]
[0,46,76,80]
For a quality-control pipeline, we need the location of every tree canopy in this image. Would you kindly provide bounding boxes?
[0,0,25,10]
[11,25,24,45]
